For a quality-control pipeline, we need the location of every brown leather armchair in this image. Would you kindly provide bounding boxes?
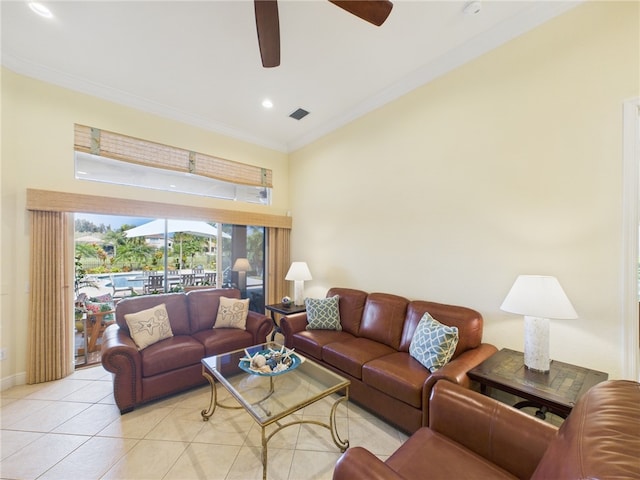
[333,379,640,480]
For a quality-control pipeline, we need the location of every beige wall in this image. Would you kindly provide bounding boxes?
[0,71,289,385]
[289,2,639,378]
[1,1,638,386]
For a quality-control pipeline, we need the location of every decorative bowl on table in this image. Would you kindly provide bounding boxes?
[239,346,301,376]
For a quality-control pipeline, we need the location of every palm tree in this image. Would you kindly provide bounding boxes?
[102,228,126,259]
[118,241,154,271]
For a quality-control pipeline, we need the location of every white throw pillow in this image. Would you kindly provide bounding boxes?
[125,303,174,350]
[409,312,459,371]
[214,297,249,329]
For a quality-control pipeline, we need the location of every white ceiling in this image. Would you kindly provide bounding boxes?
[1,0,579,152]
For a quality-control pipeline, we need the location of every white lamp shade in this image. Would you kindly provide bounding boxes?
[500,275,577,319]
[285,262,312,281]
[232,258,251,272]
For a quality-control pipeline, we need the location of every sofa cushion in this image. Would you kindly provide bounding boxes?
[358,293,408,350]
[327,288,368,336]
[409,313,458,371]
[140,335,204,377]
[125,303,174,350]
[193,328,254,357]
[116,292,191,335]
[385,427,517,480]
[531,380,640,480]
[400,300,482,355]
[306,295,342,330]
[288,330,355,360]
[214,296,249,329]
[186,288,240,332]
[323,337,396,379]
[362,352,430,409]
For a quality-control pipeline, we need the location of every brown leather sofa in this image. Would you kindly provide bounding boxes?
[280,288,497,433]
[333,379,640,480]
[101,288,272,413]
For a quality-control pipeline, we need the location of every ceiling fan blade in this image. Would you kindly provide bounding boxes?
[329,0,393,27]
[254,0,280,68]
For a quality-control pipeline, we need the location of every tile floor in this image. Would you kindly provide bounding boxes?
[0,365,408,480]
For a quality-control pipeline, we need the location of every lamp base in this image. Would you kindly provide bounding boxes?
[293,280,305,306]
[524,316,550,373]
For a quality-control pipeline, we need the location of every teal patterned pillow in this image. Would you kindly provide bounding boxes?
[409,312,458,371]
[305,295,342,331]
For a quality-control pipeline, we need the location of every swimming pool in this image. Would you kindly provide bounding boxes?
[96,273,144,289]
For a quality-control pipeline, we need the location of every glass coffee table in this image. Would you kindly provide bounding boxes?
[201,342,350,480]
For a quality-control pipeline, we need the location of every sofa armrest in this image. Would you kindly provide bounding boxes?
[280,312,308,347]
[429,381,557,479]
[100,323,142,413]
[420,343,497,425]
[246,311,272,344]
[333,447,404,480]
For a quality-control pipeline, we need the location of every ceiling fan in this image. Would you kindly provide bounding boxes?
[254,0,393,68]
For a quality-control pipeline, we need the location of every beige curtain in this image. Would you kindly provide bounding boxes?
[27,211,74,383]
[266,227,291,307]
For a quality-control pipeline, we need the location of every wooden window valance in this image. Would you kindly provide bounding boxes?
[74,124,273,188]
[26,189,292,229]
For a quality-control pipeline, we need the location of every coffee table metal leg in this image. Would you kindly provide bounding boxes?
[330,392,350,451]
[259,390,350,478]
[201,370,217,420]
[261,426,268,480]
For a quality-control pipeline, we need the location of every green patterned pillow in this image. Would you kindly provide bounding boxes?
[305,295,342,331]
[409,312,458,371]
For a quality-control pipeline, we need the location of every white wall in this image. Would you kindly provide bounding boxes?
[288,2,639,378]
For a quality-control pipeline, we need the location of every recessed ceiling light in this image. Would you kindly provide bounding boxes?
[262,99,273,109]
[28,2,53,18]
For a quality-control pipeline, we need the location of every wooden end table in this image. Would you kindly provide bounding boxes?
[265,303,306,341]
[468,348,608,419]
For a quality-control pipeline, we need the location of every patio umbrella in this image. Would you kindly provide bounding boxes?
[123,219,221,238]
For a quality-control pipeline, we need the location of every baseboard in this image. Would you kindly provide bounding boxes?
[1,371,27,391]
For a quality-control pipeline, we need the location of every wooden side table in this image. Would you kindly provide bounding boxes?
[265,303,306,341]
[468,348,608,419]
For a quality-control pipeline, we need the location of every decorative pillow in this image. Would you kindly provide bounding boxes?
[409,312,459,371]
[305,295,342,331]
[214,297,249,329]
[125,303,174,350]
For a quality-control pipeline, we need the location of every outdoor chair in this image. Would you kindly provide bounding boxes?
[143,274,164,294]
[200,272,216,286]
[110,274,134,299]
[181,273,197,286]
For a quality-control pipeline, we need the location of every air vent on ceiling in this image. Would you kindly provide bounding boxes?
[289,108,310,120]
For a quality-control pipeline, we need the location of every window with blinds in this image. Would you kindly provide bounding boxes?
[74,124,272,205]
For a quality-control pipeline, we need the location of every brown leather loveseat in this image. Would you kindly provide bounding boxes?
[101,288,272,413]
[333,379,640,480]
[280,288,497,433]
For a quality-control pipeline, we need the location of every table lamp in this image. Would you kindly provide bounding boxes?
[285,262,312,306]
[232,258,251,293]
[500,275,577,372]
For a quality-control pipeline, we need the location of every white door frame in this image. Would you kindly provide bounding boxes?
[622,97,640,380]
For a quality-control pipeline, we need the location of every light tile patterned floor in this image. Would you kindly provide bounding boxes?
[0,365,408,480]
